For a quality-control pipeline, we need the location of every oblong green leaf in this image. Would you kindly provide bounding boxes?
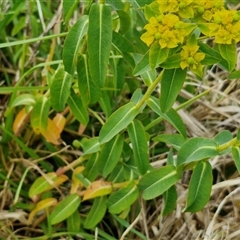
[184,161,212,212]
[133,52,150,76]
[162,185,177,216]
[147,96,186,138]
[50,193,81,225]
[112,31,134,53]
[67,209,81,233]
[177,137,218,166]
[159,54,181,69]
[50,68,72,112]
[149,42,169,70]
[232,146,240,174]
[63,0,78,23]
[160,68,187,113]
[228,70,240,80]
[67,88,89,125]
[77,54,101,106]
[117,10,131,34]
[107,183,139,214]
[84,196,107,229]
[88,3,112,87]
[153,134,186,150]
[11,94,36,108]
[127,119,150,175]
[139,165,179,200]
[99,102,139,144]
[80,137,100,155]
[98,134,124,177]
[83,153,100,182]
[198,42,221,65]
[63,15,89,75]
[217,43,236,72]
[29,173,57,198]
[31,96,50,134]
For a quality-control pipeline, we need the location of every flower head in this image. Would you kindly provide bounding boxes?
[180,44,205,76]
[141,14,195,48]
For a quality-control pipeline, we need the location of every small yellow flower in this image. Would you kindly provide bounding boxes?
[157,0,179,14]
[180,44,205,75]
[159,30,178,48]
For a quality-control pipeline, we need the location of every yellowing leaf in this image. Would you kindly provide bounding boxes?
[70,166,85,194]
[29,173,68,201]
[53,113,66,133]
[28,198,57,225]
[83,180,112,201]
[13,107,31,136]
[42,118,61,145]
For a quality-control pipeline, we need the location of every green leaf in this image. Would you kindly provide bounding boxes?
[198,42,221,65]
[147,96,186,138]
[232,146,240,174]
[67,209,81,233]
[149,42,169,70]
[184,161,212,212]
[108,164,125,183]
[29,173,57,198]
[88,3,112,87]
[133,52,150,76]
[214,130,232,155]
[31,96,50,134]
[153,134,186,150]
[112,31,134,53]
[162,185,177,216]
[10,94,35,108]
[217,43,236,72]
[83,153,99,181]
[160,68,187,113]
[139,165,179,200]
[107,183,139,214]
[98,134,124,177]
[140,69,155,87]
[80,137,100,155]
[160,54,181,69]
[63,0,78,23]
[177,137,218,166]
[63,15,89,75]
[84,196,107,229]
[127,119,150,175]
[99,102,139,144]
[214,130,232,145]
[50,68,72,112]
[77,54,101,106]
[67,88,89,125]
[228,70,240,80]
[117,10,131,35]
[50,193,81,225]
[106,0,124,10]
[237,128,240,141]
[99,91,112,118]
[11,16,26,36]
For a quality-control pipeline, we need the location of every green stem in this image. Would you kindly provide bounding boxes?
[136,71,163,109]
[217,137,238,152]
[0,32,68,49]
[145,88,211,131]
[112,180,139,189]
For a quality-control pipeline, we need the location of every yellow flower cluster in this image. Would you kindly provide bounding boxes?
[180,44,205,74]
[140,14,194,48]
[207,9,240,44]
